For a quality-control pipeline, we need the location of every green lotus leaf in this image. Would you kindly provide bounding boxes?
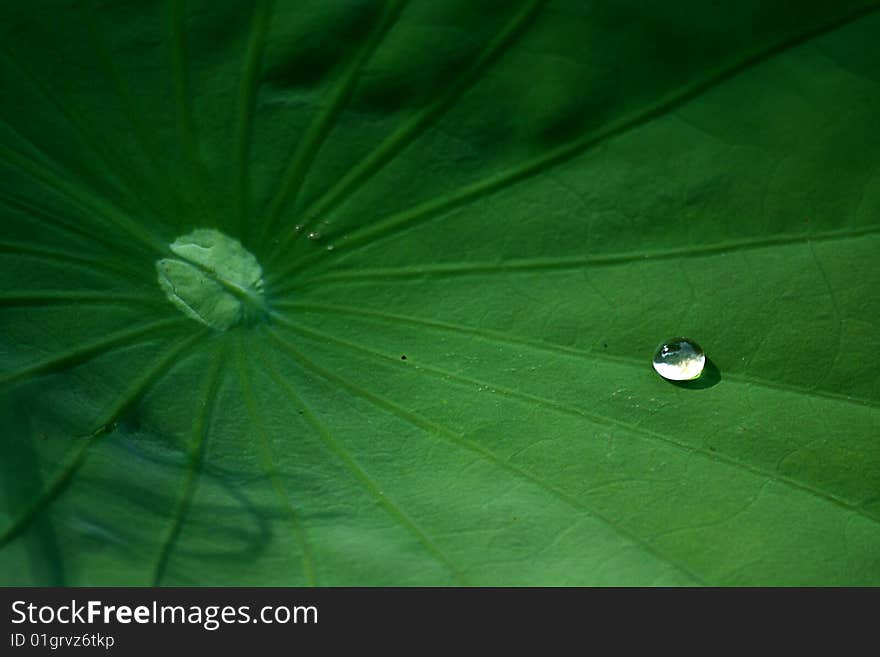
[1,0,879,586]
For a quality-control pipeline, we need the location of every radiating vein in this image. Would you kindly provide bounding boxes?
[267,2,880,280]
[0,290,165,308]
[0,331,205,549]
[235,333,316,585]
[276,300,880,410]
[258,342,468,585]
[0,142,168,256]
[275,317,880,526]
[0,190,151,264]
[152,339,226,586]
[265,0,547,267]
[268,324,706,585]
[279,300,879,411]
[168,0,213,220]
[285,225,880,289]
[0,115,125,215]
[232,0,274,239]
[81,2,182,216]
[258,0,409,245]
[0,238,146,283]
[0,318,184,389]
[0,43,163,218]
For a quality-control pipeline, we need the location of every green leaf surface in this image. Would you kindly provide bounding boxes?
[2,0,879,586]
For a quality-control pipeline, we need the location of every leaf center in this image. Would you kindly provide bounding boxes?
[156,229,267,330]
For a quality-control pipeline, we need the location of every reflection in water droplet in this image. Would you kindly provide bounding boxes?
[308,231,321,240]
[652,337,705,381]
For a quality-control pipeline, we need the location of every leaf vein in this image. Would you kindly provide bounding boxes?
[270,320,708,585]
[277,316,880,526]
[268,3,880,279]
[235,333,316,585]
[265,0,547,269]
[260,337,468,585]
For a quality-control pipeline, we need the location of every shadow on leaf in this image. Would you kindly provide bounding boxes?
[670,357,721,390]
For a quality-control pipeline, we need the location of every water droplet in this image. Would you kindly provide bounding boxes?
[326,244,335,251]
[308,231,321,240]
[156,229,267,331]
[294,224,303,233]
[652,337,706,381]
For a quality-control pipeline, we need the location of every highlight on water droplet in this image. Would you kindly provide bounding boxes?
[308,231,321,240]
[652,337,706,381]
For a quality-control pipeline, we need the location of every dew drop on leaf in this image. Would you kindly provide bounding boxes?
[652,337,706,381]
[156,229,267,331]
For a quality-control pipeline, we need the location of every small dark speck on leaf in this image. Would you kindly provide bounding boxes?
[603,343,608,348]
[400,355,407,360]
